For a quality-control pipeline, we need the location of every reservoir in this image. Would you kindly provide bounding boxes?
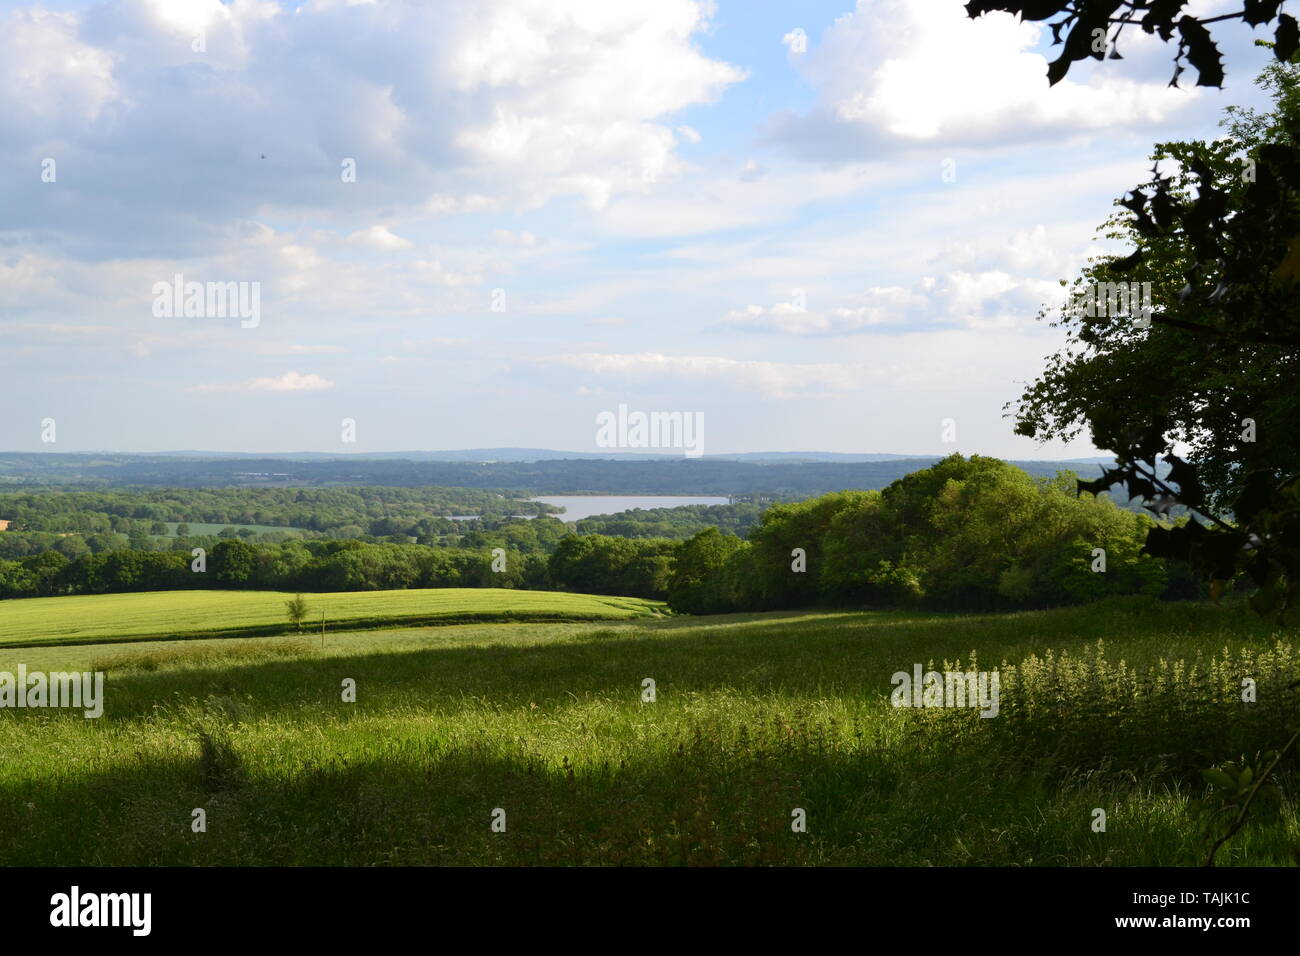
[530,495,730,522]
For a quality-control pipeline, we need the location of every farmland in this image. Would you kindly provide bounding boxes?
[1,592,1296,866]
[0,588,666,648]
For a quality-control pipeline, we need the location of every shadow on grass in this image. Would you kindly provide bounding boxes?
[4,596,1290,867]
[43,597,1277,727]
[2,720,1211,867]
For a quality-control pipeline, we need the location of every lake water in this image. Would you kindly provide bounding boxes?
[530,495,730,522]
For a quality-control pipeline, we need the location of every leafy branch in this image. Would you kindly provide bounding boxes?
[1201,727,1300,865]
[966,1,1298,87]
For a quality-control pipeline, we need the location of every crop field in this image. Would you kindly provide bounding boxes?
[1,593,1296,866]
[0,588,667,648]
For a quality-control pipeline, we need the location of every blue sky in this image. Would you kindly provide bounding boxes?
[0,0,1283,457]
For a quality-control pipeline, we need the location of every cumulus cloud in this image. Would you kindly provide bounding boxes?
[1,0,1232,458]
[0,7,117,126]
[347,225,413,250]
[193,370,335,392]
[0,0,745,258]
[762,0,1198,159]
[781,28,809,53]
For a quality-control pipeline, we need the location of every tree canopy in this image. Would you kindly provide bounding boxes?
[1012,57,1300,617]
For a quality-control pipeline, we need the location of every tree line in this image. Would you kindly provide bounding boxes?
[0,536,673,600]
[667,455,1196,613]
[0,451,1111,496]
[574,502,765,539]
[0,456,1198,611]
[0,486,554,539]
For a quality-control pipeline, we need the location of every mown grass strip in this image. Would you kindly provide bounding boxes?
[0,588,667,648]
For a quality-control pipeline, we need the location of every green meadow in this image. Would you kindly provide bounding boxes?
[0,588,666,648]
[1,592,1297,865]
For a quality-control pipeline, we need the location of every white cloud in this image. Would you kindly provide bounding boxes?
[722,289,922,335]
[0,8,117,125]
[526,322,1073,401]
[145,0,234,36]
[347,225,414,250]
[193,371,335,393]
[493,229,541,247]
[720,270,1065,337]
[411,259,483,287]
[597,161,906,238]
[278,343,346,354]
[0,0,745,255]
[764,0,1197,158]
[4,0,1252,459]
[442,0,744,210]
[534,350,866,397]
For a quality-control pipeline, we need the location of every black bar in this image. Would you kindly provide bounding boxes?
[3,866,1281,941]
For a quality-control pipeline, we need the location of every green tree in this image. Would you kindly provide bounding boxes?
[547,535,675,598]
[54,535,91,560]
[212,539,258,587]
[285,594,309,631]
[745,491,875,609]
[21,550,68,596]
[667,528,748,614]
[1011,58,1300,616]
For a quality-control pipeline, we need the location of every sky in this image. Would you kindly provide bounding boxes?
[0,0,1283,457]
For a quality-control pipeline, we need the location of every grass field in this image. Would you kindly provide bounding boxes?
[0,588,667,648]
[1,592,1298,865]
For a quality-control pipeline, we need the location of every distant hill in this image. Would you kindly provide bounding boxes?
[40,447,1115,465]
[0,450,1119,497]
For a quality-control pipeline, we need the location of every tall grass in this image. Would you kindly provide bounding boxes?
[914,638,1300,776]
[0,596,1296,865]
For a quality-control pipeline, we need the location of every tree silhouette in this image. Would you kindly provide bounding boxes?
[965,1,1299,88]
